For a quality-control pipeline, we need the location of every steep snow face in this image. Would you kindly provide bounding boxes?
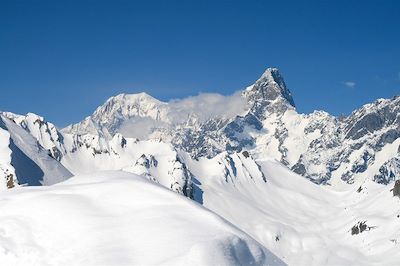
[186,156,400,265]
[0,171,284,266]
[0,115,71,190]
[3,112,66,160]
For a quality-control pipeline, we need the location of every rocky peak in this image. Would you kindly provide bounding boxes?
[343,95,400,140]
[244,68,295,119]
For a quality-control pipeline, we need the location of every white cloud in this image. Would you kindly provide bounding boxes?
[119,117,167,139]
[343,81,356,88]
[118,91,249,139]
[167,91,248,123]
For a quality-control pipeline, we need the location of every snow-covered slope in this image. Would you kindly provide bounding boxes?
[185,155,400,265]
[0,171,284,266]
[0,114,71,190]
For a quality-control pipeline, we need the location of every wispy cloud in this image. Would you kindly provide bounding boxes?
[343,81,356,88]
[398,72,400,81]
[118,92,249,139]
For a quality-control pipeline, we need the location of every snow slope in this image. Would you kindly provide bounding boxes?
[186,156,400,265]
[0,171,284,266]
[0,115,71,190]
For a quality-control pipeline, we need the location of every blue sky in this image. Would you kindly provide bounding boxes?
[1,0,399,127]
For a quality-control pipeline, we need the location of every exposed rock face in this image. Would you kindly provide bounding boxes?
[374,157,400,184]
[243,68,295,119]
[351,221,375,235]
[5,173,15,188]
[124,153,194,198]
[393,180,400,198]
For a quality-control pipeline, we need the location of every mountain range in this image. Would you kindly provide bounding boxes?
[0,68,399,264]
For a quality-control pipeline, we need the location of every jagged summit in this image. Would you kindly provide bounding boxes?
[259,67,286,85]
[254,67,295,107]
[243,68,295,119]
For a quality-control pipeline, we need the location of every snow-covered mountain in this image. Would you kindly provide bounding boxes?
[61,68,400,188]
[0,67,399,265]
[2,68,398,192]
[0,114,71,190]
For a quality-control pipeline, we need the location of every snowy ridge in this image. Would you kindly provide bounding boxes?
[0,171,284,266]
[0,114,71,190]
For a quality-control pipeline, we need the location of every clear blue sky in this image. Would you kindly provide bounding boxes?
[1,0,399,127]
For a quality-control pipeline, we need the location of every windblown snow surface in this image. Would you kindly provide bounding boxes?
[185,156,400,265]
[0,171,284,266]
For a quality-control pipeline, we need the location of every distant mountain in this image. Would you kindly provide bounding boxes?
[2,68,398,190]
[60,68,400,188]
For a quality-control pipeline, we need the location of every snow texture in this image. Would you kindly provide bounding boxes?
[0,171,284,266]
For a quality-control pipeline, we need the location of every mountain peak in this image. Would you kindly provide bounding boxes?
[107,92,163,105]
[243,68,295,118]
[256,67,295,107]
[260,67,281,79]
